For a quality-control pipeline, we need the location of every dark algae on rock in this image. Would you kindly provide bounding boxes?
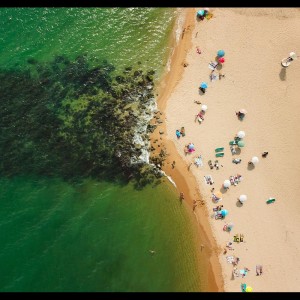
[0,55,165,188]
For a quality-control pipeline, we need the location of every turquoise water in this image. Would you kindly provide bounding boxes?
[0,8,205,291]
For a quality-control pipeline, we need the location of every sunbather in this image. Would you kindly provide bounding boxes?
[214,160,219,170]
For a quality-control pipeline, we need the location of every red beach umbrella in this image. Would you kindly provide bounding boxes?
[218,57,225,64]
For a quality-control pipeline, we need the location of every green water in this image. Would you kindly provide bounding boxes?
[0,8,206,291]
[0,177,202,292]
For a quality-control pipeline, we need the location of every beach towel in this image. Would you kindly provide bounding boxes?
[215,147,224,153]
[215,152,224,157]
[226,256,235,264]
[210,73,219,82]
[208,61,218,70]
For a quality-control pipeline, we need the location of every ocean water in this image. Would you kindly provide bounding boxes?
[0,8,205,292]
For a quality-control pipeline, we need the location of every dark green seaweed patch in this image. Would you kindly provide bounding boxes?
[0,55,164,188]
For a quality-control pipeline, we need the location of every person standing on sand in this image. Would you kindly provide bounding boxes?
[180,192,184,201]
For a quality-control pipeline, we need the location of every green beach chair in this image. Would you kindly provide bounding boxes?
[215,147,224,153]
[266,198,276,204]
[229,140,238,145]
[215,152,224,157]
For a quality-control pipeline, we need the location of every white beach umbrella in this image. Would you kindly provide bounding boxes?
[201,104,208,112]
[239,194,247,203]
[223,180,230,188]
[237,131,246,139]
[289,52,297,60]
[239,109,247,115]
[251,156,259,165]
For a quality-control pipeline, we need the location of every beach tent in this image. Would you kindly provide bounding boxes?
[239,195,247,203]
[237,131,245,139]
[217,49,225,57]
[223,180,230,188]
[200,82,208,89]
[201,104,208,112]
[251,156,259,165]
[237,140,245,148]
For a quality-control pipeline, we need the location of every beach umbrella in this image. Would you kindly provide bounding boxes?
[217,49,225,57]
[239,194,247,203]
[201,104,208,112]
[197,10,205,17]
[237,140,245,148]
[200,82,208,89]
[289,52,297,60]
[237,131,246,139]
[188,143,195,150]
[221,209,228,217]
[215,191,222,199]
[239,109,247,115]
[218,57,225,63]
[251,156,259,165]
[223,180,230,188]
[245,286,253,293]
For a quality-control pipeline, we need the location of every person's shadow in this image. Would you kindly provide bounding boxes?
[279,67,286,81]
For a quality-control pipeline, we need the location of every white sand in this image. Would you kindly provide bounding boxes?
[165,8,300,292]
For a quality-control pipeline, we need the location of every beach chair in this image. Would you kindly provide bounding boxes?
[215,147,224,153]
[216,152,224,157]
[208,160,214,169]
[229,140,238,145]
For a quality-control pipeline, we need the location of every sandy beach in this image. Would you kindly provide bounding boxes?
[153,8,300,292]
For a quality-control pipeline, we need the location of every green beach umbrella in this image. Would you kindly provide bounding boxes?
[237,140,245,148]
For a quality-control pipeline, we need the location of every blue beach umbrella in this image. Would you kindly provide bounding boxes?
[197,10,205,17]
[221,209,228,217]
[200,82,208,89]
[217,49,225,57]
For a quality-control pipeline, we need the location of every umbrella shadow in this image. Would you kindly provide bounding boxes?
[198,88,206,96]
[220,186,228,193]
[279,67,286,81]
[235,147,241,155]
[214,56,223,70]
[247,163,255,171]
[236,200,243,207]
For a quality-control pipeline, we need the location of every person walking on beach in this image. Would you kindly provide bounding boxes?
[180,192,185,201]
[262,151,268,158]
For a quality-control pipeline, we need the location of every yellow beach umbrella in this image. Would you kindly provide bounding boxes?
[245,286,253,292]
[215,191,222,199]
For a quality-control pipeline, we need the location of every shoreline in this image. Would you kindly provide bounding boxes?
[150,8,223,292]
